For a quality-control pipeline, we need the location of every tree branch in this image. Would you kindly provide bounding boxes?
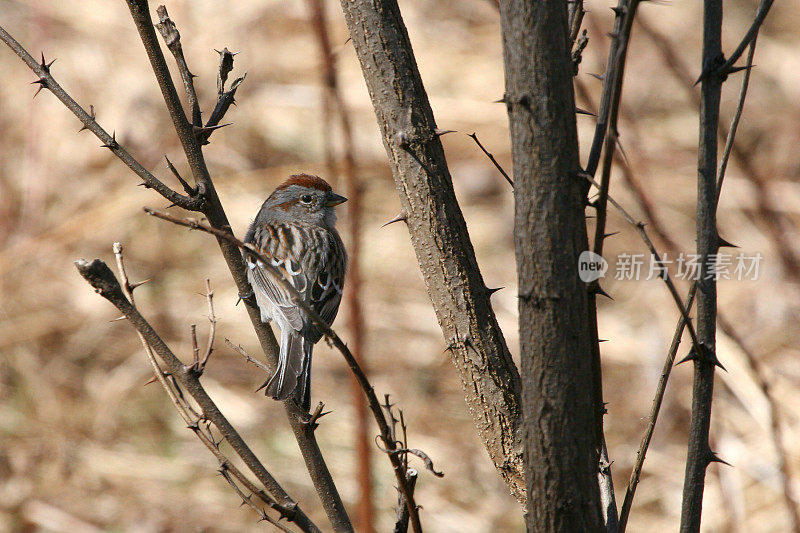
[118,4,354,527]
[74,257,319,533]
[680,0,724,527]
[0,24,203,211]
[154,5,202,127]
[337,0,524,503]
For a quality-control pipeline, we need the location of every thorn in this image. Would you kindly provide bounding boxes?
[129,278,152,291]
[137,182,153,189]
[144,375,159,386]
[101,131,118,150]
[604,231,620,239]
[193,123,232,142]
[434,128,456,136]
[676,349,697,365]
[486,286,504,295]
[698,342,726,371]
[255,380,269,393]
[164,154,195,196]
[381,209,408,227]
[598,339,609,343]
[723,64,755,77]
[588,281,613,300]
[78,105,96,132]
[610,5,626,15]
[717,234,739,248]
[576,106,596,116]
[39,52,56,73]
[607,31,619,40]
[109,316,127,322]
[31,77,48,98]
[708,451,732,467]
[493,95,507,104]
[588,72,605,81]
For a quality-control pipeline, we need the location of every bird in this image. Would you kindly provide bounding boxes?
[244,174,347,411]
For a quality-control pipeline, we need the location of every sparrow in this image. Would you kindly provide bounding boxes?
[244,174,347,411]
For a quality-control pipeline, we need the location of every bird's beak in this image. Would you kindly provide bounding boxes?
[325,192,348,206]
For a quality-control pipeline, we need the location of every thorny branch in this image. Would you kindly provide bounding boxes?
[82,248,318,532]
[143,207,433,533]
[697,0,774,83]
[618,36,761,529]
[155,5,202,127]
[680,0,724,526]
[0,25,204,211]
[581,172,704,361]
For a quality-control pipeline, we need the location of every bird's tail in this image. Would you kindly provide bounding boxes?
[264,329,313,411]
[293,339,313,412]
[265,328,304,403]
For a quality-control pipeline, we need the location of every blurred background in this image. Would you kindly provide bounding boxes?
[1,0,799,531]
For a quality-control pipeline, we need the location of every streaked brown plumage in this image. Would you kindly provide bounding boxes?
[244,174,347,411]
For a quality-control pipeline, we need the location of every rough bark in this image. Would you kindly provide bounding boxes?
[337,0,524,501]
[499,0,604,530]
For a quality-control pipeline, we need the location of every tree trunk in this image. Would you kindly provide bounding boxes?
[337,0,525,501]
[499,0,604,530]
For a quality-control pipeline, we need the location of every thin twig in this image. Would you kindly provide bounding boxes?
[75,257,319,533]
[717,38,757,200]
[202,48,246,144]
[697,0,774,84]
[155,5,202,127]
[218,464,294,532]
[584,0,640,177]
[467,132,514,187]
[580,171,702,356]
[619,285,698,532]
[143,207,429,533]
[200,279,216,370]
[109,244,301,530]
[0,25,203,211]
[225,339,271,374]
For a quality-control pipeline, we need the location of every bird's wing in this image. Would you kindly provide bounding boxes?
[246,222,310,331]
[305,230,347,342]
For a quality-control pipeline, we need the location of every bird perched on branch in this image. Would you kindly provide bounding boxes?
[244,174,347,411]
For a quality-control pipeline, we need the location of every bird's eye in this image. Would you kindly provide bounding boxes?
[300,194,313,204]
